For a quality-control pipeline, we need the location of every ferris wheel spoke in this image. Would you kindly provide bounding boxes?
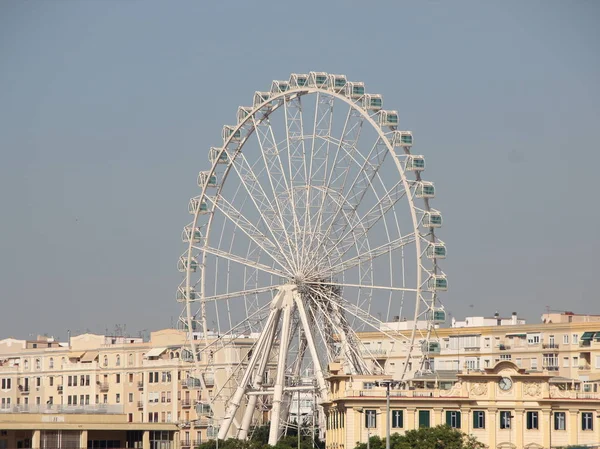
[205,195,292,274]
[308,280,417,293]
[252,114,299,272]
[200,285,279,304]
[201,246,287,279]
[323,235,415,280]
[226,148,297,270]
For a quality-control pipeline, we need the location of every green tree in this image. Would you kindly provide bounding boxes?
[353,425,485,449]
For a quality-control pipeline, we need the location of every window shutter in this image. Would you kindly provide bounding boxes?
[457,411,462,428]
[473,411,478,428]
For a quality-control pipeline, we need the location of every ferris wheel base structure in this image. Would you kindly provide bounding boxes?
[176,71,448,443]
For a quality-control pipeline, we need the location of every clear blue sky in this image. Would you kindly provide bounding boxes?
[1,1,598,339]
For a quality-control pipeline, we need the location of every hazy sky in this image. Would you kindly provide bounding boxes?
[1,1,598,340]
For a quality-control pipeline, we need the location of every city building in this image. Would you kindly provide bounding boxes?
[326,311,600,448]
[0,328,267,449]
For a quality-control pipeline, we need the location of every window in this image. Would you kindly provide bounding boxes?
[1,379,11,390]
[85,395,89,405]
[365,410,377,428]
[103,356,108,367]
[116,394,121,404]
[526,411,539,430]
[49,358,54,369]
[129,373,134,383]
[103,394,108,404]
[531,358,538,369]
[116,374,121,384]
[595,355,600,369]
[500,411,512,429]
[582,412,594,431]
[167,391,172,403]
[128,353,134,366]
[68,376,73,387]
[116,355,120,366]
[446,411,461,428]
[500,354,511,360]
[527,334,541,345]
[573,356,578,367]
[573,334,579,344]
[35,359,40,370]
[515,358,522,367]
[73,376,77,387]
[563,334,569,345]
[49,377,53,386]
[473,411,485,429]
[24,359,29,370]
[85,375,90,386]
[554,412,566,430]
[563,357,570,368]
[128,413,133,423]
[391,410,403,428]
[129,393,134,403]
[36,377,41,387]
[418,410,431,428]
[543,354,559,369]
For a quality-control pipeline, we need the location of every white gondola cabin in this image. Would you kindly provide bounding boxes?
[176,286,196,302]
[182,226,203,244]
[237,106,252,124]
[197,171,217,188]
[422,341,441,354]
[406,155,425,171]
[379,110,399,128]
[346,82,365,99]
[289,73,309,88]
[196,402,212,415]
[189,197,209,215]
[209,147,228,165]
[308,72,329,88]
[392,130,413,147]
[329,74,347,92]
[271,80,289,93]
[178,256,199,273]
[423,210,442,228]
[427,275,448,291]
[364,94,383,111]
[415,181,435,198]
[426,242,446,259]
[253,91,271,108]
[429,308,447,323]
[222,125,241,143]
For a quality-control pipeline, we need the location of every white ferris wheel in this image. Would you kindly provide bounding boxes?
[177,72,447,444]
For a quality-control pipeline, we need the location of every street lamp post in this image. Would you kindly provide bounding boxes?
[376,380,399,449]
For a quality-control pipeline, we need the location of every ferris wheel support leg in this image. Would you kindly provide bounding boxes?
[238,317,279,440]
[268,291,295,446]
[294,291,328,401]
[217,297,282,440]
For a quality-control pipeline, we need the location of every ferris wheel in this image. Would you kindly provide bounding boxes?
[177,72,447,443]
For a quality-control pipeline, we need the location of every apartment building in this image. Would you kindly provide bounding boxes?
[325,312,600,448]
[0,328,265,449]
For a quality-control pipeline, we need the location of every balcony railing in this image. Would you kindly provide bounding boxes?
[542,343,560,349]
[181,399,192,408]
[498,345,511,351]
[360,349,387,356]
[0,404,124,414]
[137,381,144,389]
[97,382,109,391]
[137,401,144,409]
[578,364,591,371]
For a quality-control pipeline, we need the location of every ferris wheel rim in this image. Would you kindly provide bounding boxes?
[180,77,445,401]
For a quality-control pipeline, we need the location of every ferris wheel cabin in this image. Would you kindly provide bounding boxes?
[329,74,347,92]
[308,72,329,88]
[423,210,443,228]
[428,308,447,323]
[346,82,365,99]
[189,197,209,215]
[379,110,399,128]
[237,106,252,123]
[209,147,228,165]
[271,80,289,93]
[178,256,199,273]
[415,181,435,199]
[222,126,241,143]
[427,275,448,291]
[182,226,203,244]
[197,171,217,188]
[253,92,271,108]
[176,285,197,302]
[392,130,413,148]
[426,242,446,259]
[406,155,425,171]
[289,73,309,88]
[364,94,383,111]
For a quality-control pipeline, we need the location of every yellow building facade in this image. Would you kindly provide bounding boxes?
[324,361,600,449]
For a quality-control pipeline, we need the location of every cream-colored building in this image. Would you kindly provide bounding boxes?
[325,312,600,449]
[324,361,600,449]
[0,328,263,449]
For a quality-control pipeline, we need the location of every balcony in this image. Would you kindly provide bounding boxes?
[578,364,591,371]
[360,348,387,357]
[498,344,511,351]
[18,385,30,395]
[192,417,211,426]
[181,399,192,408]
[137,381,144,390]
[542,343,560,349]
[137,401,144,409]
[543,366,559,371]
[0,404,124,414]
[97,382,109,392]
[181,441,202,448]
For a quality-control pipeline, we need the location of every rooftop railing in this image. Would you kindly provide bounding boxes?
[0,404,124,414]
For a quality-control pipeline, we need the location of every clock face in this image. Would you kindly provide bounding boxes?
[499,377,513,391]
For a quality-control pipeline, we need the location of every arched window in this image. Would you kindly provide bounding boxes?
[23,359,29,370]
[49,357,54,369]
[128,353,134,366]
[61,357,66,367]
[35,358,41,370]
[103,355,108,367]
[116,355,121,366]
